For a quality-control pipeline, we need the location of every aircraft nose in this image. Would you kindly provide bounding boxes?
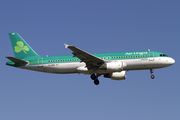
[169,58,175,65]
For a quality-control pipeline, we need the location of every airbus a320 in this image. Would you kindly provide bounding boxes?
[6,33,175,85]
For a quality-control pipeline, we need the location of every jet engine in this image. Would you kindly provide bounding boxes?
[104,71,126,80]
[100,62,126,72]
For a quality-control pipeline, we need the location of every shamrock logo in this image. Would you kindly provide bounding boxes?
[14,41,29,54]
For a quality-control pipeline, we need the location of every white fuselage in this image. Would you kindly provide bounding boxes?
[20,57,175,74]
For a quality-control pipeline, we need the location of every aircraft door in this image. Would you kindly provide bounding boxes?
[38,58,43,67]
[149,51,154,61]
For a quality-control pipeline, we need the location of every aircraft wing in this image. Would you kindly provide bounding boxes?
[64,44,105,69]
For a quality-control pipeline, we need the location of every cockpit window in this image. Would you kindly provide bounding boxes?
[160,54,168,57]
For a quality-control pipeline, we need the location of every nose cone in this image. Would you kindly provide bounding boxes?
[168,57,175,65]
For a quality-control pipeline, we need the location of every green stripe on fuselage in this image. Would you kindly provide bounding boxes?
[23,51,166,65]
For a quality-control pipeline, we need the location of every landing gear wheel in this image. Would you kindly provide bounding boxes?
[91,74,97,80]
[150,69,155,79]
[94,79,99,85]
[151,75,155,79]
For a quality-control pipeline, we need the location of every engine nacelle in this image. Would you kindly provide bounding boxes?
[100,62,123,72]
[104,71,126,80]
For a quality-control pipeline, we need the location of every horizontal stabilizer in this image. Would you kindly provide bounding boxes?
[6,56,28,65]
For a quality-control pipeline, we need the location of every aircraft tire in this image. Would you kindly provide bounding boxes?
[94,79,99,85]
[91,74,97,80]
[151,75,155,79]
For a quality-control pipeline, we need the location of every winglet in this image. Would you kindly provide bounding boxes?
[64,43,69,48]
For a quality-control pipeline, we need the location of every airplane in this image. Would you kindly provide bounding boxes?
[6,33,175,85]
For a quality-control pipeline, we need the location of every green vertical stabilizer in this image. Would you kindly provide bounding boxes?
[9,33,39,59]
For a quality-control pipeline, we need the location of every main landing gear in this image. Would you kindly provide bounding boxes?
[150,69,155,79]
[91,74,100,85]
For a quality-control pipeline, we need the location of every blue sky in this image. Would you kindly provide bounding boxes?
[1,0,179,120]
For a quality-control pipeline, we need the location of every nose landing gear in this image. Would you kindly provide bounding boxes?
[150,69,155,79]
[151,75,155,79]
[90,74,100,85]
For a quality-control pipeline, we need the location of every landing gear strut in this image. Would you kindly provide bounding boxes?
[90,74,100,85]
[150,69,155,79]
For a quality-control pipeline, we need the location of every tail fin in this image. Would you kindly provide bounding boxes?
[9,33,39,59]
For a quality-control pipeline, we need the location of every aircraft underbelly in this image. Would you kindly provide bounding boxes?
[109,57,170,70]
[44,63,83,73]
[28,62,85,73]
[124,57,167,70]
